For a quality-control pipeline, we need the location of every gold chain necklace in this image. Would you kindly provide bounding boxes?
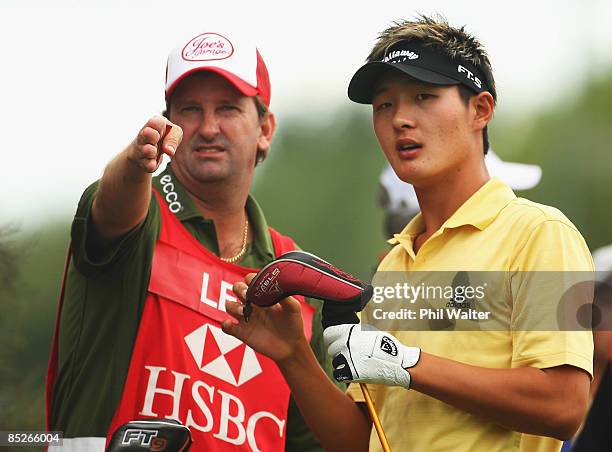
[220,217,249,264]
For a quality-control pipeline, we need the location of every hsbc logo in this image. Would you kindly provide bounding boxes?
[184,324,262,386]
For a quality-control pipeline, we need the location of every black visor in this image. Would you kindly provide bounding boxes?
[348,41,489,104]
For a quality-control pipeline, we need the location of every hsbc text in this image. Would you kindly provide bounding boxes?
[139,365,285,452]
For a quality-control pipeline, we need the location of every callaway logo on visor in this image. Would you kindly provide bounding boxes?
[383,49,419,62]
[348,40,490,104]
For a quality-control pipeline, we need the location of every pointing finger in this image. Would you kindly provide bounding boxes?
[161,122,182,157]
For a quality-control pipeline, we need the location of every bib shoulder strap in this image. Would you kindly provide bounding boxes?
[45,246,72,431]
[268,227,298,257]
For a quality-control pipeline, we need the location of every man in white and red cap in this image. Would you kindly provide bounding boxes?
[46,30,334,451]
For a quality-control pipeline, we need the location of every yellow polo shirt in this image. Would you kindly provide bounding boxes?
[349,177,594,452]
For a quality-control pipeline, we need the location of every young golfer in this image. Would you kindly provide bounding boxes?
[224,15,594,452]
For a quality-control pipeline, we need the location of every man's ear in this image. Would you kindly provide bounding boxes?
[471,92,495,132]
[257,111,276,161]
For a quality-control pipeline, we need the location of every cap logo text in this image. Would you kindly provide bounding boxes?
[383,49,419,63]
[457,65,482,89]
[182,32,234,62]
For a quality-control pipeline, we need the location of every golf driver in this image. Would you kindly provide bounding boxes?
[106,419,192,452]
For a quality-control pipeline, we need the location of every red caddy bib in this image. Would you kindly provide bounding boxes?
[47,190,313,452]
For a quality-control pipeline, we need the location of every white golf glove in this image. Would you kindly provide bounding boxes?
[324,324,421,389]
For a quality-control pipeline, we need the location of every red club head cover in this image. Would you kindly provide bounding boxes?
[245,251,373,327]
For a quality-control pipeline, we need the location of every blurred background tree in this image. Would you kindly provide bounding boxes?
[0,223,69,445]
[1,67,611,435]
[252,107,387,278]
[491,71,612,248]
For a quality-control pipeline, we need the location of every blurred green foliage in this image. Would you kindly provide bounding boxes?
[1,69,611,436]
[491,70,612,250]
[0,223,69,440]
[252,107,387,279]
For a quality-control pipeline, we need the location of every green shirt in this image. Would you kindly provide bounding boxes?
[52,165,336,451]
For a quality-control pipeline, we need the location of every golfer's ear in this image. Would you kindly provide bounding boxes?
[472,91,494,132]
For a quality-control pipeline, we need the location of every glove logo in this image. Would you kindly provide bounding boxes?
[380,336,398,356]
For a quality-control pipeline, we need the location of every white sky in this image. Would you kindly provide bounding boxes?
[2,0,612,228]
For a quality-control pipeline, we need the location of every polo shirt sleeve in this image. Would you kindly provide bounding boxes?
[71,180,160,277]
[510,219,594,376]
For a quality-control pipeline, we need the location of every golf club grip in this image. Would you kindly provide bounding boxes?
[322,301,360,328]
[321,283,373,328]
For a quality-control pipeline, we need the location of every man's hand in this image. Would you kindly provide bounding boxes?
[128,116,182,173]
[222,274,309,364]
[91,116,183,243]
[324,324,421,388]
[224,276,373,452]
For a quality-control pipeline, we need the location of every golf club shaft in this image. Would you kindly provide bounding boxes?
[360,383,391,452]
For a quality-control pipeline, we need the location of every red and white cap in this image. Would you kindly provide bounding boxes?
[165,30,271,107]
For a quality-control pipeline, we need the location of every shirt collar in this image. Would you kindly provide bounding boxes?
[153,164,275,260]
[387,213,424,260]
[442,177,516,230]
[388,177,516,246]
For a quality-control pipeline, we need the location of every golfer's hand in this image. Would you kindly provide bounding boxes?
[128,116,182,173]
[324,324,421,389]
[223,274,308,364]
